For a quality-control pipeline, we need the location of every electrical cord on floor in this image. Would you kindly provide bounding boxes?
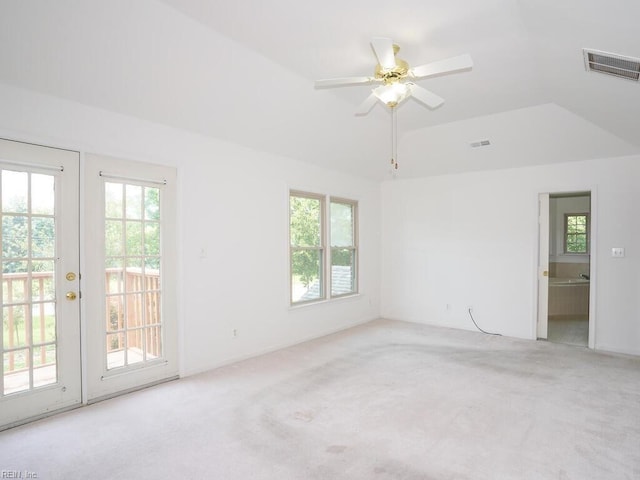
[468,308,502,336]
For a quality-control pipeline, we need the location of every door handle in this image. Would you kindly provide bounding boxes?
[66,291,77,301]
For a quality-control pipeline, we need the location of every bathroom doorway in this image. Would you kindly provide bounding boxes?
[537,192,592,347]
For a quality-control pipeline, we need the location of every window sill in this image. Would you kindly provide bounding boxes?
[289,293,361,310]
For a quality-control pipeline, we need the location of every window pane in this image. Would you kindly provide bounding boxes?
[144,187,160,221]
[105,220,124,257]
[31,216,55,257]
[290,196,321,247]
[31,174,55,215]
[146,326,162,359]
[3,261,28,304]
[127,329,145,365]
[106,333,125,369]
[2,171,28,213]
[32,302,56,344]
[105,182,123,218]
[2,216,28,258]
[32,265,55,301]
[3,305,27,349]
[330,201,354,247]
[33,344,56,388]
[291,249,322,302]
[331,248,356,296]
[125,221,143,256]
[4,348,30,395]
[125,185,142,220]
[144,222,160,256]
[106,295,124,331]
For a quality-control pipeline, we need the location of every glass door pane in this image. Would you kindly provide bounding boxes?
[1,170,57,395]
[104,182,162,370]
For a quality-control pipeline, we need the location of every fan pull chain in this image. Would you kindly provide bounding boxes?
[391,107,398,172]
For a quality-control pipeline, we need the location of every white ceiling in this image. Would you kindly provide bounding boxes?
[0,0,638,180]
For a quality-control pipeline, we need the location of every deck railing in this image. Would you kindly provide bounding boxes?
[3,268,161,375]
[2,271,55,374]
[105,267,161,361]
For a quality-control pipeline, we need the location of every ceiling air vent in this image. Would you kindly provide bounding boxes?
[583,49,640,81]
[470,140,491,148]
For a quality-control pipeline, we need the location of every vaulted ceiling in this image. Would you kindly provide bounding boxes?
[0,0,638,180]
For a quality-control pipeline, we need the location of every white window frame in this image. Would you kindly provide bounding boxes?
[564,212,590,254]
[289,190,358,306]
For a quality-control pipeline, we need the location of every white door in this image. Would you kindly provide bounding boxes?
[537,193,550,339]
[0,139,81,428]
[83,154,178,402]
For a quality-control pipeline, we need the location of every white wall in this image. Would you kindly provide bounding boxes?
[381,157,640,355]
[0,83,381,376]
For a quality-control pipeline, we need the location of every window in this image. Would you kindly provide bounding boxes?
[330,199,357,297]
[289,191,358,304]
[290,192,325,303]
[565,213,589,254]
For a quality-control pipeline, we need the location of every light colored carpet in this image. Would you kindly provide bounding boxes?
[2,319,639,479]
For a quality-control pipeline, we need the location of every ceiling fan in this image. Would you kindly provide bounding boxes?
[315,37,473,115]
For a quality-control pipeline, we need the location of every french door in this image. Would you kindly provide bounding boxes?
[83,153,178,402]
[0,140,178,429]
[0,139,81,428]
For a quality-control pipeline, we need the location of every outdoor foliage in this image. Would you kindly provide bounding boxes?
[566,214,588,253]
[290,195,321,288]
[290,196,355,294]
[105,183,161,270]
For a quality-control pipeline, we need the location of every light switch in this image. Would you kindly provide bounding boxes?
[611,247,625,258]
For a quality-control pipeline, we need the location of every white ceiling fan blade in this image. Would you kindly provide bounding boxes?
[371,37,396,70]
[409,54,473,79]
[408,84,445,109]
[355,93,378,116]
[314,76,375,88]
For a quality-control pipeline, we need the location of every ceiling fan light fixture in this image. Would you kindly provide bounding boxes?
[373,82,411,108]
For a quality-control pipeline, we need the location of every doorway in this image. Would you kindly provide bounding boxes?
[0,138,178,429]
[537,191,593,347]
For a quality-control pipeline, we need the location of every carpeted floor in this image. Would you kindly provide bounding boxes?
[1,319,639,479]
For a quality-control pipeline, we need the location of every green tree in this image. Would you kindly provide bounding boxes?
[290,196,321,288]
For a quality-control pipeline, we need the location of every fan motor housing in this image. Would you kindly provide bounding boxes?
[375,44,409,84]
[375,59,409,84]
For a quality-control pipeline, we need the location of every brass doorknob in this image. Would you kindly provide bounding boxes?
[66,291,77,301]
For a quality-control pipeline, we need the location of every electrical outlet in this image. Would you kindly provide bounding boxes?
[232,329,238,338]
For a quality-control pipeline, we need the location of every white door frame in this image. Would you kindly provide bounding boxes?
[535,188,597,349]
[536,193,550,339]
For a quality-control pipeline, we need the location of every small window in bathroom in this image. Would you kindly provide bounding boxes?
[565,213,589,254]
